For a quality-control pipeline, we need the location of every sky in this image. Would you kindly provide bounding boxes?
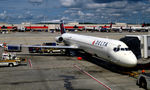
[0,0,150,24]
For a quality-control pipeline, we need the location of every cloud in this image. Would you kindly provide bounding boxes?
[61,16,69,20]
[60,0,93,8]
[29,0,44,5]
[0,0,150,23]
[86,3,107,9]
[93,0,148,3]
[60,0,75,7]
[146,7,150,12]
[111,13,121,16]
[107,1,128,8]
[18,15,24,19]
[132,11,138,14]
[60,0,150,23]
[86,13,94,16]
[64,8,80,13]
[77,11,84,16]
[29,0,44,3]
[0,11,8,20]
[41,20,61,23]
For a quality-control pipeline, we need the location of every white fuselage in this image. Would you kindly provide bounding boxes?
[131,26,149,30]
[61,33,137,67]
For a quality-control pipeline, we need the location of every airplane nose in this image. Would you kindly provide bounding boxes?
[121,54,137,67]
[126,57,137,67]
[112,52,138,67]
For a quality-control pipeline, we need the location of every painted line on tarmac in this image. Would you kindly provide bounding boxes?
[28,59,32,68]
[73,64,112,90]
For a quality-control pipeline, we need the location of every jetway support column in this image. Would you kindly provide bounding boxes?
[143,35,148,58]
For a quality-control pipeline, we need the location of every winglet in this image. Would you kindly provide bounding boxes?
[60,20,66,34]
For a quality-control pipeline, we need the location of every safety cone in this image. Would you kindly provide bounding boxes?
[77,57,82,60]
[142,69,145,74]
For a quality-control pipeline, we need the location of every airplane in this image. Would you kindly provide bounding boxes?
[101,23,126,32]
[57,21,137,67]
[2,20,137,68]
[131,23,149,32]
[100,23,112,32]
[110,23,132,32]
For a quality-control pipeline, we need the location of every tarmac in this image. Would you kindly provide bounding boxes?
[0,31,148,90]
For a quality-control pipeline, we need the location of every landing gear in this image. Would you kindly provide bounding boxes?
[65,49,78,56]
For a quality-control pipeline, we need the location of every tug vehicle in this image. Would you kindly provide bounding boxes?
[0,52,26,67]
[137,72,150,90]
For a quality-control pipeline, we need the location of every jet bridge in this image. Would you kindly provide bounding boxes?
[120,35,150,59]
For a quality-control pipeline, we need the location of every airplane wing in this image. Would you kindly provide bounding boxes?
[22,45,78,49]
[1,44,79,49]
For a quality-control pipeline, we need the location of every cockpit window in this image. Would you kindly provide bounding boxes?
[113,47,130,52]
[125,48,130,51]
[113,48,120,52]
[121,48,125,51]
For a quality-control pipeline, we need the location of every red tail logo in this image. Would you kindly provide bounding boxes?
[60,20,66,34]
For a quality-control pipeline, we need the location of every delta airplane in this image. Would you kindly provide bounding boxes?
[56,21,137,67]
[130,23,150,32]
[2,21,137,68]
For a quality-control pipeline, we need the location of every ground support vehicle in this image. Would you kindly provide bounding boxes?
[0,53,27,67]
[41,48,65,54]
[137,73,150,90]
[28,42,65,54]
[4,45,22,52]
[28,45,42,53]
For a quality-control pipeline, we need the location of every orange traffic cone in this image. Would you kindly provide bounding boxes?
[142,69,145,74]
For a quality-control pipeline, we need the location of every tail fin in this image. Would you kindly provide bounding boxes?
[142,22,145,27]
[60,20,66,34]
[110,22,112,28]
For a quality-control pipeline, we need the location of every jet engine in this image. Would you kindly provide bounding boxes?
[55,36,63,43]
